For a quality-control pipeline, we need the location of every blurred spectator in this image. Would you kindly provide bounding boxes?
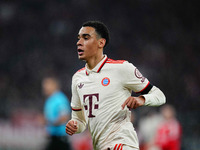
[71,129,93,150]
[41,77,71,150]
[138,108,162,150]
[153,104,182,150]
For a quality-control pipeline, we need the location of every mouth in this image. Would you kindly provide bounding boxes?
[77,49,84,55]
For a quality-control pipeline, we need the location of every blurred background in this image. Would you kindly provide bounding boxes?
[0,0,200,150]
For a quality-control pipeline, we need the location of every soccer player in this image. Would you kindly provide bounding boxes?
[65,21,166,150]
[42,77,72,150]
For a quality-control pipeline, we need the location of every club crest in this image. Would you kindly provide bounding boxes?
[101,77,110,86]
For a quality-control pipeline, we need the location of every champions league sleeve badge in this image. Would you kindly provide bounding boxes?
[135,68,145,83]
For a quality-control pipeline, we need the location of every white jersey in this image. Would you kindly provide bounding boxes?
[71,55,164,150]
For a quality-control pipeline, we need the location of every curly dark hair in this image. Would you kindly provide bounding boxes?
[82,20,110,47]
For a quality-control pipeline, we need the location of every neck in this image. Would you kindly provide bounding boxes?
[86,53,104,70]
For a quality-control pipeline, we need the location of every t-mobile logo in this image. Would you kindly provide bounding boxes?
[83,93,99,118]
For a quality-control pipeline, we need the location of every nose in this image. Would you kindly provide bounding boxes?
[77,38,82,46]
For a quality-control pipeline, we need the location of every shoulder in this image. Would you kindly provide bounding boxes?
[57,91,68,99]
[75,67,86,75]
[71,67,86,85]
[106,58,126,64]
[73,67,86,78]
[53,92,70,105]
[106,58,136,71]
[52,91,66,100]
[76,67,86,73]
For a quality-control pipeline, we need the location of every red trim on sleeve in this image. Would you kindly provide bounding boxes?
[72,108,82,111]
[136,81,150,94]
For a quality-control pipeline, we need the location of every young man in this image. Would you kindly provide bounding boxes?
[65,21,166,150]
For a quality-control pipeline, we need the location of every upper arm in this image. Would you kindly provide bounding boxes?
[71,75,82,110]
[70,75,86,121]
[122,62,152,94]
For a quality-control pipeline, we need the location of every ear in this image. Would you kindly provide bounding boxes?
[98,38,106,48]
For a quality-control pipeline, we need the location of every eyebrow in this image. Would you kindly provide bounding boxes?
[78,33,91,38]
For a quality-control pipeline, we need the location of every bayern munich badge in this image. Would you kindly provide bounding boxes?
[101,77,110,86]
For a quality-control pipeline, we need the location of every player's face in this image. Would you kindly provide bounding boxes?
[77,27,100,61]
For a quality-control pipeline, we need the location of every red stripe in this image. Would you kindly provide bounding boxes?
[106,61,125,63]
[72,108,82,111]
[97,57,108,72]
[136,81,150,94]
[117,144,122,150]
[114,144,118,150]
[86,70,89,75]
[106,58,125,64]
[120,144,123,150]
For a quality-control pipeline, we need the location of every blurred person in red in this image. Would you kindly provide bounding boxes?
[154,104,182,150]
[71,129,93,150]
[138,109,162,150]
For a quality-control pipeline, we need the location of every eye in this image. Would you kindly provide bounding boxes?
[84,35,90,40]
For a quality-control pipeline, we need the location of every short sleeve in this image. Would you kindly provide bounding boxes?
[122,62,150,93]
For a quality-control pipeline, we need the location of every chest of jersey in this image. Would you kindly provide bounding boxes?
[76,69,131,119]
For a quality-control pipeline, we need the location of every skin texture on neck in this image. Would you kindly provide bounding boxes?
[86,52,104,70]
